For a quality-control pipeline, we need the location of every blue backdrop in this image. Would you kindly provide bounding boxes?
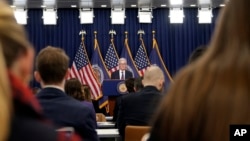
[25,8,220,87]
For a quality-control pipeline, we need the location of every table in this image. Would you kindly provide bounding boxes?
[105,116,113,121]
[97,122,115,128]
[96,129,120,141]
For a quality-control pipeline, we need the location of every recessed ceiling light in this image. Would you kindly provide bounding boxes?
[131,4,137,7]
[41,5,46,8]
[10,5,16,8]
[71,5,77,8]
[220,4,225,7]
[101,5,107,8]
[190,4,196,7]
[161,4,167,7]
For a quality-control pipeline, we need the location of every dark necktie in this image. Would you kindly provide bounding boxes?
[121,71,125,80]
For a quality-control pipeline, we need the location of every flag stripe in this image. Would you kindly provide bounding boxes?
[68,42,102,100]
[134,38,151,76]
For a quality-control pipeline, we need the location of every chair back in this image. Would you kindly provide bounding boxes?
[125,125,151,141]
[96,113,107,122]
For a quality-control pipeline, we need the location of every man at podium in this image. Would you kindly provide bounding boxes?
[111,58,133,80]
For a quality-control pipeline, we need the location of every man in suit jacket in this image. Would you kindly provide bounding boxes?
[35,46,99,141]
[117,66,165,139]
[111,58,133,80]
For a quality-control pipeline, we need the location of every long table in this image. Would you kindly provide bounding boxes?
[96,129,120,141]
[97,122,115,128]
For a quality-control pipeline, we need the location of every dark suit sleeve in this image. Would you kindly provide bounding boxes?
[111,71,118,79]
[128,71,133,78]
[76,107,99,141]
[117,96,126,138]
[111,71,115,79]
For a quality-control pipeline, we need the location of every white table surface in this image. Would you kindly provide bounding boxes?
[97,122,115,128]
[105,116,113,121]
[96,129,120,138]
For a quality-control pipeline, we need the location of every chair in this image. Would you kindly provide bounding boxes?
[96,113,107,122]
[125,125,151,141]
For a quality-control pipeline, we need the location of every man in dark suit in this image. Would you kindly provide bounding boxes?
[111,58,133,80]
[34,46,99,141]
[117,66,165,139]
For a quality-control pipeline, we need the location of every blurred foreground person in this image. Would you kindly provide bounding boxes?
[0,39,11,141]
[149,0,250,141]
[0,1,81,140]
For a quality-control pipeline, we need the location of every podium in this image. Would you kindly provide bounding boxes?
[102,80,127,116]
[102,79,127,96]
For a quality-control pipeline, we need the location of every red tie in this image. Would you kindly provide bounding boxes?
[121,71,125,80]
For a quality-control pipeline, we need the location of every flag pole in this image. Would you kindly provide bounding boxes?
[152,30,155,39]
[94,31,97,39]
[125,31,128,39]
[109,29,116,42]
[137,29,145,39]
[79,30,86,43]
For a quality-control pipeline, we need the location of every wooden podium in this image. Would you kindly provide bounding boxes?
[102,79,127,116]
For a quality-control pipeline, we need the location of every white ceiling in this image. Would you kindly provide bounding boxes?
[7,0,226,9]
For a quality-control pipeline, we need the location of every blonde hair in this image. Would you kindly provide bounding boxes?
[0,1,28,140]
[150,1,250,141]
[0,42,11,141]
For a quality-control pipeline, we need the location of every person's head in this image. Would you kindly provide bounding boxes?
[149,1,250,141]
[0,1,34,85]
[142,66,164,92]
[134,77,143,92]
[125,78,135,93]
[118,58,127,71]
[189,45,207,63]
[82,85,92,102]
[34,46,69,86]
[65,78,85,101]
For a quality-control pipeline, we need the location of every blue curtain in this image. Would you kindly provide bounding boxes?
[25,8,220,87]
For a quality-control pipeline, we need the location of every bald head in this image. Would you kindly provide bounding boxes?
[142,66,165,91]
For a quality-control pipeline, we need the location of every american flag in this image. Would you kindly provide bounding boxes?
[134,38,150,76]
[104,40,119,74]
[69,43,101,100]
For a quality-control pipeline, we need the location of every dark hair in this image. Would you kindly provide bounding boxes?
[65,78,85,101]
[134,77,143,91]
[82,85,92,102]
[189,46,207,63]
[125,78,135,93]
[36,46,69,84]
[149,1,250,141]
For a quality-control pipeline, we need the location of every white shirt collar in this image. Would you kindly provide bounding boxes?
[43,85,64,92]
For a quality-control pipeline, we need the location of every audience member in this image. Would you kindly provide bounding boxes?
[35,46,99,141]
[189,45,207,63]
[82,84,92,102]
[65,78,95,113]
[0,1,81,140]
[117,66,164,139]
[112,77,136,124]
[124,77,136,93]
[133,77,144,92]
[111,58,133,80]
[0,39,11,141]
[148,1,250,141]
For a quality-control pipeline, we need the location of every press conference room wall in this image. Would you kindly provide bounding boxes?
[24,8,220,87]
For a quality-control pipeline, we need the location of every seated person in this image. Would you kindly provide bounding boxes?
[117,66,164,139]
[65,78,95,114]
[35,46,99,141]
